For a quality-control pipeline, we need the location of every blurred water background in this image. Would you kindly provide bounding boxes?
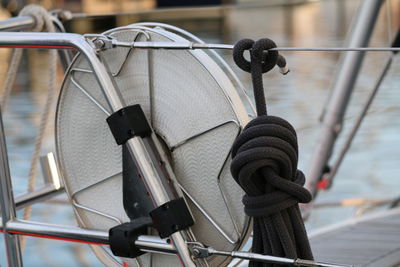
[1,0,400,266]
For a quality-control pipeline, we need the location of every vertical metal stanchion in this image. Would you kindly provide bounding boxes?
[0,109,24,267]
[306,0,385,197]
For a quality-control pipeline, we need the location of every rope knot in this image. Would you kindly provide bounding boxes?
[231,37,313,263]
[233,38,279,74]
[233,38,283,116]
[231,115,311,218]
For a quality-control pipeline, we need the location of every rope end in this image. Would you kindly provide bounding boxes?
[279,65,290,75]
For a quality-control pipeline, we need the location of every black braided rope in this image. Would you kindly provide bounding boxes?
[231,38,314,266]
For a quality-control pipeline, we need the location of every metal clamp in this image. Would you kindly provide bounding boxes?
[84,34,115,51]
[109,217,152,258]
[106,104,152,145]
[149,198,194,238]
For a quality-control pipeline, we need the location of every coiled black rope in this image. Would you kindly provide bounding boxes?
[231,38,314,266]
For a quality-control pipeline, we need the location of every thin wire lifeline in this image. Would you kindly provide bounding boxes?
[110,40,400,52]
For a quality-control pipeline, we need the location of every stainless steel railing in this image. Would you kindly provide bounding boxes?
[0,31,197,267]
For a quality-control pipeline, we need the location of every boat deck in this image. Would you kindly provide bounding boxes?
[309,207,400,267]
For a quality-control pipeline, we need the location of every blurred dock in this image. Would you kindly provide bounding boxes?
[310,207,400,267]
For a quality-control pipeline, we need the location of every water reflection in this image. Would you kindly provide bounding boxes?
[1,0,400,266]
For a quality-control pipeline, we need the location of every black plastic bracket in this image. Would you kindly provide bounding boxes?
[122,145,154,221]
[106,104,152,145]
[149,198,194,238]
[109,217,152,258]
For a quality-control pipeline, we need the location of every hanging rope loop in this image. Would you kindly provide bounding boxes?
[252,38,279,74]
[231,38,313,266]
[233,38,280,116]
[233,38,254,72]
[233,38,278,74]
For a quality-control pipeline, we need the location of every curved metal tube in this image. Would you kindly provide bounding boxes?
[0,32,196,267]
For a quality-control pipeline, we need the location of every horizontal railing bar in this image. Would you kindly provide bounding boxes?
[14,185,64,210]
[0,219,177,254]
[1,219,109,245]
[0,16,35,32]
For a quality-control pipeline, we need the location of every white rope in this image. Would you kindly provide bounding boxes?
[0,4,58,249]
